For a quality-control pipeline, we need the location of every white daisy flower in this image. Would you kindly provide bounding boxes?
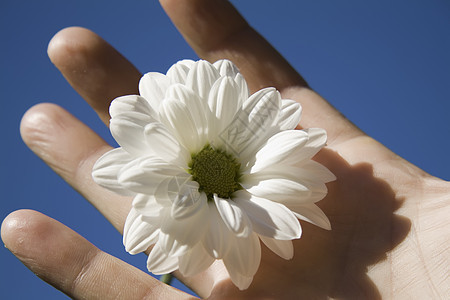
[92,59,335,290]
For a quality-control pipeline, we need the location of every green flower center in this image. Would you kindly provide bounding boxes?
[188,145,242,201]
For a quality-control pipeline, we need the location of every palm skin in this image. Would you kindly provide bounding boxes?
[2,0,448,299]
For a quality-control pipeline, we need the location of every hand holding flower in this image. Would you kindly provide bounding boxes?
[2,0,449,299]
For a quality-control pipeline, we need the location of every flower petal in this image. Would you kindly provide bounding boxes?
[123,207,159,255]
[233,190,301,240]
[246,164,331,204]
[287,202,331,230]
[92,147,135,196]
[208,76,240,144]
[203,202,232,259]
[133,194,163,219]
[165,83,209,149]
[178,242,215,277]
[241,87,281,136]
[158,231,190,257]
[159,96,202,152]
[109,95,158,156]
[152,173,192,207]
[213,60,249,106]
[159,202,209,256]
[285,128,328,166]
[166,59,195,84]
[147,243,179,275]
[109,94,157,120]
[186,60,220,100]
[214,195,252,237]
[259,236,294,260]
[228,273,253,291]
[118,157,184,195]
[223,233,261,288]
[219,87,281,162]
[234,73,249,106]
[299,160,336,183]
[143,122,189,166]
[242,174,311,204]
[110,118,147,156]
[213,59,240,77]
[170,180,207,220]
[267,162,335,184]
[250,130,309,173]
[139,72,171,112]
[279,99,302,130]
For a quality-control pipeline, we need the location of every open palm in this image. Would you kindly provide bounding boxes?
[2,0,448,299]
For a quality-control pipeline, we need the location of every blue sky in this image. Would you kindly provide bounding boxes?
[1,0,449,298]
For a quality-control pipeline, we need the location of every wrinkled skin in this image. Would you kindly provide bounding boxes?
[1,0,449,299]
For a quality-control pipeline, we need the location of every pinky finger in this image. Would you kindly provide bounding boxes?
[1,210,195,300]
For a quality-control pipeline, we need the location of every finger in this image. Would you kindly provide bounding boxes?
[48,27,142,125]
[19,104,221,297]
[1,210,194,299]
[160,0,363,143]
[160,0,308,93]
[20,103,128,231]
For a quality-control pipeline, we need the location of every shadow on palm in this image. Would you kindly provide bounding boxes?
[217,148,411,299]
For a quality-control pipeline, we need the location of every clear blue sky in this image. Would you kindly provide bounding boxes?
[1,0,449,298]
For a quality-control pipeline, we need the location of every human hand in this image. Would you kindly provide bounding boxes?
[2,0,449,299]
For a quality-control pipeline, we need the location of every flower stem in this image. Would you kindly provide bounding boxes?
[160,273,173,285]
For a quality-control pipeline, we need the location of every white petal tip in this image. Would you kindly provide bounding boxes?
[127,248,141,255]
[231,274,253,290]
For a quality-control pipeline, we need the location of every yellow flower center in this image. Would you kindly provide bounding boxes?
[189,145,242,201]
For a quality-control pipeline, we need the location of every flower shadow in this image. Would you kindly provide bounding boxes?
[220,148,411,299]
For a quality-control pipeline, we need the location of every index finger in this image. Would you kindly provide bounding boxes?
[48,27,142,125]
